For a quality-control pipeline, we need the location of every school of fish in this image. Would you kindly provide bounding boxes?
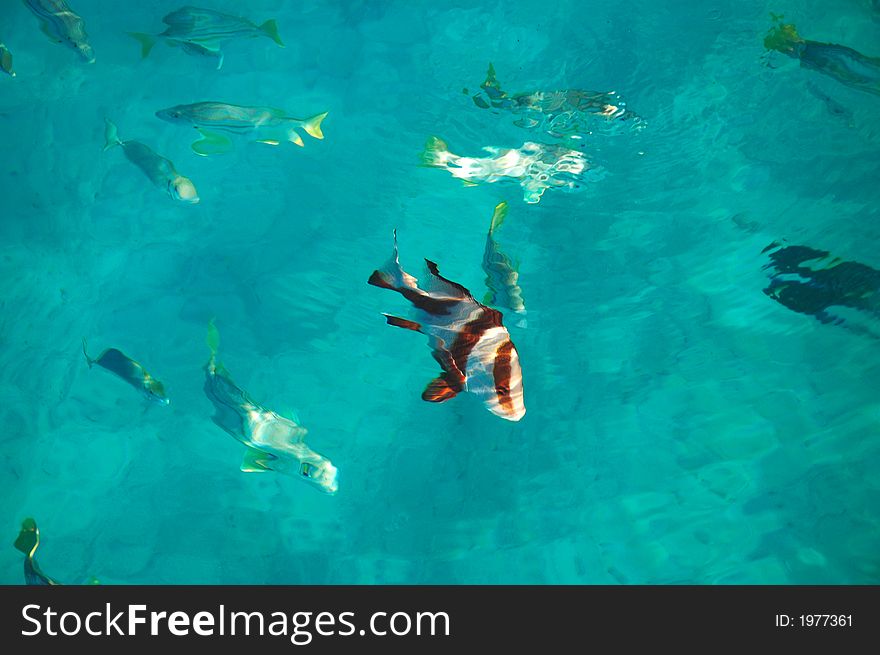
[6,2,880,583]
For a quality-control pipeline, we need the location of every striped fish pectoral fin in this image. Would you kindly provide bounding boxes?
[241,446,275,473]
[192,130,233,156]
[422,376,460,403]
[383,314,422,332]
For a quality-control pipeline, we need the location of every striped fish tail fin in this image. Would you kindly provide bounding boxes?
[14,518,39,558]
[259,19,284,47]
[128,32,157,58]
[301,112,328,140]
[420,136,451,167]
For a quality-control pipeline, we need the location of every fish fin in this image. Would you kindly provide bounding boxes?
[462,180,479,187]
[256,139,281,146]
[421,136,450,166]
[260,19,284,47]
[489,201,509,233]
[216,51,224,70]
[423,259,471,300]
[127,32,157,58]
[14,518,39,558]
[383,314,422,332]
[192,130,232,156]
[288,132,304,147]
[301,112,328,140]
[38,22,62,43]
[241,446,274,473]
[82,338,95,368]
[482,291,495,305]
[367,229,420,292]
[206,318,220,361]
[422,376,459,403]
[103,119,122,151]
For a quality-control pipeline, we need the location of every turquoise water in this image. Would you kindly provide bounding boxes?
[2,0,880,584]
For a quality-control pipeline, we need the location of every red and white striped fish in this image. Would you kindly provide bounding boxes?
[368,231,525,422]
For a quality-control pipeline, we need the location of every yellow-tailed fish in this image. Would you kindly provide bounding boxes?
[0,42,15,77]
[129,5,284,70]
[82,339,170,405]
[203,320,338,494]
[482,202,526,325]
[764,16,880,96]
[23,0,94,63]
[14,518,60,585]
[156,102,327,156]
[104,119,199,204]
[421,136,592,204]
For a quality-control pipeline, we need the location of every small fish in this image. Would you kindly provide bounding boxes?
[156,102,328,156]
[482,202,526,325]
[764,17,880,95]
[368,231,526,421]
[103,119,199,204]
[82,339,170,405]
[762,240,880,333]
[204,320,338,494]
[0,42,16,77]
[129,6,284,70]
[421,136,591,204]
[470,63,644,139]
[14,518,60,585]
[24,0,95,63]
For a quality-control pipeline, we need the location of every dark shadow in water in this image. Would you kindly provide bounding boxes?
[762,241,880,332]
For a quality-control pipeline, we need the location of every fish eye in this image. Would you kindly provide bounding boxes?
[300,463,316,478]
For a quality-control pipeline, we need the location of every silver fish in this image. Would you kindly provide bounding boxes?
[129,5,284,70]
[82,340,170,405]
[23,0,94,63]
[156,102,328,156]
[421,136,591,204]
[14,518,60,586]
[204,321,338,495]
[0,42,15,77]
[104,119,199,204]
[470,63,644,140]
[482,202,526,324]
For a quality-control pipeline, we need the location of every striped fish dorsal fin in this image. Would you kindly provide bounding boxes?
[423,259,472,301]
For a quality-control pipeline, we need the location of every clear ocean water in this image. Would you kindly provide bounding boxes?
[2,0,879,585]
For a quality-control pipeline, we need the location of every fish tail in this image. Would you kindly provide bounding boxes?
[420,136,451,167]
[103,118,121,151]
[81,338,95,368]
[206,318,220,368]
[128,32,157,58]
[300,112,328,140]
[489,201,509,233]
[259,19,284,47]
[14,518,39,558]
